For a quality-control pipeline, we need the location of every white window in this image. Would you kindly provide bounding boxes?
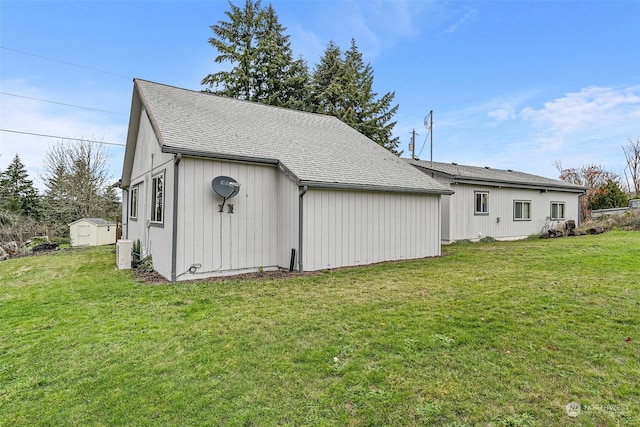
[551,202,565,220]
[475,192,489,215]
[151,173,164,223]
[129,186,138,219]
[514,200,531,221]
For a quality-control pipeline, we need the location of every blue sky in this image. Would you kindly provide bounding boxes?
[1,0,639,190]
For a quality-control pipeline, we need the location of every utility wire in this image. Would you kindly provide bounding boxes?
[0,46,131,79]
[0,91,127,116]
[416,128,430,158]
[0,128,125,147]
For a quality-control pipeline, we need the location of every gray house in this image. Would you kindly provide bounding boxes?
[408,160,586,242]
[120,79,452,281]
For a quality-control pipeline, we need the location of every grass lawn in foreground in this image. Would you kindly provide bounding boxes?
[1,232,639,426]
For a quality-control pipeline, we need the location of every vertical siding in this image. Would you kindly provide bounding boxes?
[175,158,280,280]
[123,109,174,279]
[276,173,299,269]
[302,189,441,271]
[448,184,582,241]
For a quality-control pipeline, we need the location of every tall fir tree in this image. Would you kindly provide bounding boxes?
[0,154,40,218]
[202,0,309,108]
[310,41,345,117]
[310,39,400,153]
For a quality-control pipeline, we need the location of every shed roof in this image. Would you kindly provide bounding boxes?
[407,160,586,193]
[69,218,115,226]
[122,79,451,195]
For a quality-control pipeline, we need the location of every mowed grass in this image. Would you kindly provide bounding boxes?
[1,232,639,426]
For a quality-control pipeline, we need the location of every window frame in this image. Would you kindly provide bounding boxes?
[150,172,165,225]
[474,191,489,215]
[514,200,532,221]
[550,201,566,220]
[129,185,139,220]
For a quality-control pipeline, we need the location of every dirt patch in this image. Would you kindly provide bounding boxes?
[131,267,319,285]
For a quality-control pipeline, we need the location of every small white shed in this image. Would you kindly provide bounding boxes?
[69,218,117,247]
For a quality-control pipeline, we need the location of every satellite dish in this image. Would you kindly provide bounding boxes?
[212,176,240,198]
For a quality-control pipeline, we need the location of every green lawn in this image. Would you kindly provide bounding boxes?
[1,232,639,426]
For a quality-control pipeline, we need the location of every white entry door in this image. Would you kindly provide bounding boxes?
[78,225,91,246]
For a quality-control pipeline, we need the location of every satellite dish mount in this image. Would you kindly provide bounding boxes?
[212,176,240,213]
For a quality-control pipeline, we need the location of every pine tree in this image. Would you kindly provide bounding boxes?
[0,154,40,218]
[310,41,345,117]
[202,0,309,108]
[310,39,400,153]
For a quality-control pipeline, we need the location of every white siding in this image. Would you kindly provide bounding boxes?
[124,109,175,279]
[301,189,441,271]
[175,158,280,280]
[447,184,581,241]
[277,172,299,270]
[69,220,115,247]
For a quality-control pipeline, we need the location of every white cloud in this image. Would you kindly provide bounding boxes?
[520,85,640,136]
[414,86,640,179]
[487,106,516,122]
[0,78,127,190]
[286,0,434,62]
[443,7,477,34]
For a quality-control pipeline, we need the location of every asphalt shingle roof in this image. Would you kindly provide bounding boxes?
[407,159,586,192]
[69,218,114,226]
[132,79,451,194]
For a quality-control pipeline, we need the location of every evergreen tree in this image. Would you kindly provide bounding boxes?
[591,180,628,210]
[310,39,400,153]
[0,154,40,218]
[202,0,309,108]
[310,41,345,117]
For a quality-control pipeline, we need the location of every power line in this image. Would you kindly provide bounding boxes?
[0,128,125,147]
[0,46,131,79]
[0,91,127,116]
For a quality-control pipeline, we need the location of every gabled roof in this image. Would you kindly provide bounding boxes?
[69,218,115,226]
[122,79,452,195]
[407,159,586,193]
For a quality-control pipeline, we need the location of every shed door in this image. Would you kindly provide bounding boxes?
[78,225,91,246]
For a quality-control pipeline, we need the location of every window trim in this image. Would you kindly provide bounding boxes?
[550,201,566,220]
[474,191,489,215]
[514,200,532,221]
[150,171,165,225]
[129,185,139,220]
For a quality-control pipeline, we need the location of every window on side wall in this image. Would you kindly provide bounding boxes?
[514,200,531,221]
[129,186,139,220]
[475,191,489,215]
[151,173,164,224]
[551,202,565,220]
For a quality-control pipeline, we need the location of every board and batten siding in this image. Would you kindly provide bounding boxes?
[124,108,175,279]
[446,184,581,241]
[301,189,441,271]
[276,171,299,269]
[175,157,281,280]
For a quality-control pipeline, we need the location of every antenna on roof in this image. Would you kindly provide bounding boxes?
[424,110,433,162]
[409,129,417,160]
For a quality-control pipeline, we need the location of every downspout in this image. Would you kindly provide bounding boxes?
[170,153,182,283]
[298,185,308,273]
